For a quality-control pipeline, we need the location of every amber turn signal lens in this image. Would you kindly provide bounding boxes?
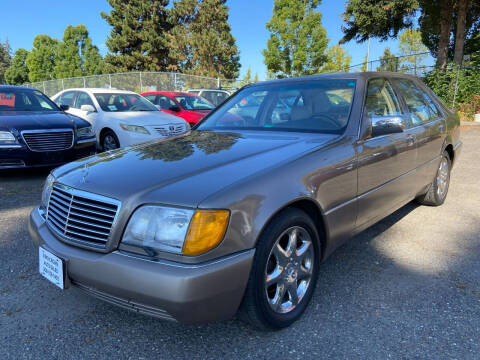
[183,210,230,255]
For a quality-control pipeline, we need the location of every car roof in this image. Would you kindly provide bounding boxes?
[142,91,196,97]
[188,89,230,92]
[58,88,137,94]
[247,72,420,88]
[0,85,37,91]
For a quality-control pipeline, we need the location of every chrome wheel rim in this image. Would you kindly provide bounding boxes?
[436,157,449,198]
[103,135,118,151]
[264,226,314,314]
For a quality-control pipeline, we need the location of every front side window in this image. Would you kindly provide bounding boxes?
[75,92,95,109]
[0,89,59,111]
[197,79,356,134]
[175,95,214,111]
[157,95,177,110]
[57,91,76,107]
[94,93,158,112]
[365,78,402,117]
[143,94,157,103]
[395,79,436,125]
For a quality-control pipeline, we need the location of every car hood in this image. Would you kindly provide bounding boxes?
[102,111,186,126]
[53,130,337,207]
[0,111,87,130]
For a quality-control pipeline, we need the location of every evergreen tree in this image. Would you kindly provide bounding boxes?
[101,0,172,72]
[341,0,479,70]
[263,0,329,78]
[360,53,369,72]
[5,48,29,84]
[26,35,59,82]
[376,47,398,72]
[321,44,352,73]
[253,72,259,82]
[0,40,12,84]
[241,67,252,85]
[54,25,105,78]
[169,0,241,79]
[54,25,88,78]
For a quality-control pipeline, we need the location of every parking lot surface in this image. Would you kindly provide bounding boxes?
[1,127,479,359]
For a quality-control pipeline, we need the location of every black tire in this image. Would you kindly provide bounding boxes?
[100,130,120,152]
[416,150,451,206]
[239,208,321,330]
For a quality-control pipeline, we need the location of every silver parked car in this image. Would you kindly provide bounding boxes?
[30,73,461,329]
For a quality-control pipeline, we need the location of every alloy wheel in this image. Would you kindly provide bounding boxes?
[264,226,314,314]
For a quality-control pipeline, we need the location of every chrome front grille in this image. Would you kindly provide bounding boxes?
[22,129,74,152]
[154,124,185,137]
[46,184,120,248]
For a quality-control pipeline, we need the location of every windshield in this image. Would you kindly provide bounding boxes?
[0,89,59,112]
[174,95,214,111]
[197,79,356,134]
[94,93,158,112]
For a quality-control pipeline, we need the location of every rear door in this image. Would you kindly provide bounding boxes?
[393,78,447,188]
[355,77,417,228]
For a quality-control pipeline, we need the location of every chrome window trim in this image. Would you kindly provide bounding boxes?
[21,128,74,152]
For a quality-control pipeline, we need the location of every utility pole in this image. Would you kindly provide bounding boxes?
[366,36,371,71]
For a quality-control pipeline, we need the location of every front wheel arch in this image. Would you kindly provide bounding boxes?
[256,198,328,262]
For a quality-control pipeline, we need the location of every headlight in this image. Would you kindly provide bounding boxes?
[76,126,94,138]
[121,206,229,256]
[0,131,19,146]
[40,173,56,210]
[119,124,150,135]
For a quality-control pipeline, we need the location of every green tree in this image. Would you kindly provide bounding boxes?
[340,0,471,70]
[360,53,368,72]
[398,29,428,74]
[54,25,104,78]
[241,67,252,85]
[26,35,59,82]
[169,0,241,78]
[0,40,12,84]
[419,0,480,67]
[254,72,259,82]
[5,48,29,84]
[101,0,172,72]
[320,44,351,73]
[376,47,398,72]
[263,0,329,78]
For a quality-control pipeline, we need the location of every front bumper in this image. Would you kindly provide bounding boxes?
[0,138,96,169]
[29,208,254,324]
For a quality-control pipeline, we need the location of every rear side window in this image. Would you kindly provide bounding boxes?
[143,94,157,103]
[365,78,402,117]
[395,79,440,125]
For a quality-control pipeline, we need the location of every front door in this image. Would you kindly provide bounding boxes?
[355,78,418,229]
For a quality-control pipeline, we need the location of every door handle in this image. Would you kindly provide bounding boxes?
[406,134,415,146]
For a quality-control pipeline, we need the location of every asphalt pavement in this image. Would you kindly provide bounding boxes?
[1,127,479,359]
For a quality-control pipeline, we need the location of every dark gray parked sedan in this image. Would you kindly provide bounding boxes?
[29,73,461,329]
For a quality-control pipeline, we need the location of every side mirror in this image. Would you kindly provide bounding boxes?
[80,104,96,113]
[371,115,406,137]
[154,104,162,111]
[59,104,69,111]
[169,105,181,112]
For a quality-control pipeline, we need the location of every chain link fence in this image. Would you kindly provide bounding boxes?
[25,72,242,97]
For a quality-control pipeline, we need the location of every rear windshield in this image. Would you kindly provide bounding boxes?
[197,79,356,134]
[0,89,59,111]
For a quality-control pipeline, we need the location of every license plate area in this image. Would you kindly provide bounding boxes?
[39,247,65,289]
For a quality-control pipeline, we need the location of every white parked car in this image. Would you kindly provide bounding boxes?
[52,88,189,151]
